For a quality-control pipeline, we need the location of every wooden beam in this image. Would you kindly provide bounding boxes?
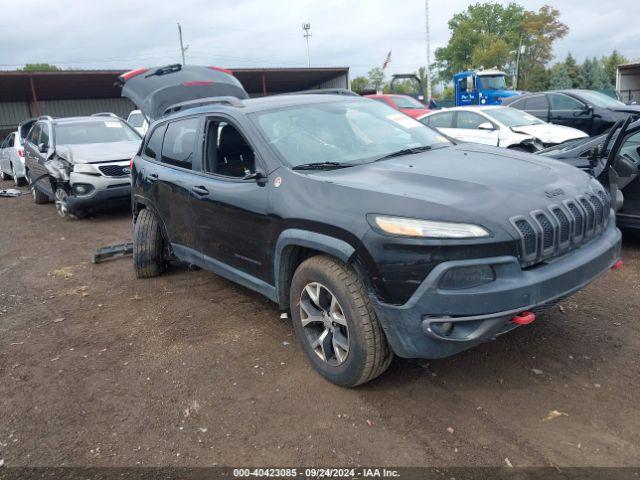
[29,76,41,117]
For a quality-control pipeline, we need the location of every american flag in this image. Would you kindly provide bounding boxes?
[382,50,392,70]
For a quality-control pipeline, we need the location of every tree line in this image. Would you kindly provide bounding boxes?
[351,2,632,98]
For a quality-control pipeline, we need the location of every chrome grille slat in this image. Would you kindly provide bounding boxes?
[511,191,610,268]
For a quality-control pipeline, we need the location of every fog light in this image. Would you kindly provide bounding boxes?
[73,184,93,195]
[439,265,495,290]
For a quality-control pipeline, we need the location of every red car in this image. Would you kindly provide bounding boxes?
[364,94,431,118]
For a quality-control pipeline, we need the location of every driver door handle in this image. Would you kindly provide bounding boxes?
[191,185,209,196]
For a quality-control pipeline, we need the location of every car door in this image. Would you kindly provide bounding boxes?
[25,123,53,194]
[451,111,499,145]
[140,117,200,251]
[190,115,271,282]
[548,93,592,134]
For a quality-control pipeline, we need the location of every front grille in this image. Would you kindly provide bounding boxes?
[99,164,129,177]
[511,190,611,267]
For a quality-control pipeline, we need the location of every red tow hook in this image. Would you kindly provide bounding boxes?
[612,259,623,270]
[512,311,536,325]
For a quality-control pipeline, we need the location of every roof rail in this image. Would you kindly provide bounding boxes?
[163,96,245,116]
[37,115,54,121]
[91,112,119,118]
[278,88,359,97]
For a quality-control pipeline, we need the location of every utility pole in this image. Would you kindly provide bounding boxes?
[424,0,432,102]
[302,23,312,68]
[514,38,524,90]
[177,23,189,65]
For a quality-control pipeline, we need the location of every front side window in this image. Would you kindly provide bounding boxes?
[618,130,640,164]
[28,124,41,144]
[39,124,50,147]
[252,100,450,168]
[205,119,256,178]
[486,108,543,127]
[161,117,199,170]
[477,75,506,90]
[456,111,487,129]
[55,120,140,145]
[548,94,584,111]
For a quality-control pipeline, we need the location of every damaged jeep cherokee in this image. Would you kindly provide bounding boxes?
[24,114,141,218]
[122,65,622,387]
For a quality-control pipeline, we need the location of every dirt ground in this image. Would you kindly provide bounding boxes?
[1,178,639,468]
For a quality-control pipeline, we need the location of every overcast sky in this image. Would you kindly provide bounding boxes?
[2,0,639,79]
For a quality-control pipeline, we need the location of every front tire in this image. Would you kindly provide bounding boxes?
[133,208,168,278]
[54,186,76,219]
[290,255,393,387]
[31,173,49,205]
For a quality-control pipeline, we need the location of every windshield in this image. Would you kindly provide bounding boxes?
[477,75,506,90]
[486,107,544,127]
[55,120,140,145]
[390,95,425,109]
[127,112,145,128]
[577,90,626,108]
[252,100,451,168]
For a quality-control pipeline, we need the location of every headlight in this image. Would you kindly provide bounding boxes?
[73,164,99,175]
[370,215,490,239]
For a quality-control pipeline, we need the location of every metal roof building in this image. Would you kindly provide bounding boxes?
[617,62,640,104]
[0,67,349,135]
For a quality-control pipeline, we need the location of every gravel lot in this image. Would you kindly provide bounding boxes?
[1,178,639,468]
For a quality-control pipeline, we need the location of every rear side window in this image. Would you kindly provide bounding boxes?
[525,95,548,110]
[144,125,166,159]
[427,111,454,128]
[161,117,199,169]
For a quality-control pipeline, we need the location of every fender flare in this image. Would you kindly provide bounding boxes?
[274,228,356,306]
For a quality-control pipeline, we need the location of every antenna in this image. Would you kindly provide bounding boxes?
[177,23,189,65]
[302,23,312,68]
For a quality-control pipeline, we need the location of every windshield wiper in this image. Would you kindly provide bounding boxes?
[292,161,353,171]
[374,146,432,162]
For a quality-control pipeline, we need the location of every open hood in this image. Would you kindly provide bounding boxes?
[118,64,249,121]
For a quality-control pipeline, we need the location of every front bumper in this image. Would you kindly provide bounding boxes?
[67,171,131,210]
[370,220,622,359]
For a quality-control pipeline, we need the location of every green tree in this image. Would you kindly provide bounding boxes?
[19,63,60,72]
[603,50,628,87]
[518,5,568,90]
[581,57,609,89]
[563,53,582,88]
[434,2,525,81]
[525,63,550,91]
[367,67,385,92]
[548,63,572,89]
[350,76,369,94]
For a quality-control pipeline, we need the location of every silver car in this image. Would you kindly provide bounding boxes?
[25,114,142,218]
[0,130,27,186]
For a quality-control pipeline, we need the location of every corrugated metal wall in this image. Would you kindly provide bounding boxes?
[316,73,349,89]
[0,98,135,134]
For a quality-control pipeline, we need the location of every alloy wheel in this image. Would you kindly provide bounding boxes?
[299,282,350,366]
[54,188,70,218]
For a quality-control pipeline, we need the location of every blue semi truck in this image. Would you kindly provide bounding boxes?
[454,69,520,106]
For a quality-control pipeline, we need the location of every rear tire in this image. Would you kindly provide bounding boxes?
[290,255,393,387]
[133,208,168,278]
[12,164,26,187]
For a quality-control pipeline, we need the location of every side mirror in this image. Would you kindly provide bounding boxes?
[38,142,48,153]
[478,122,495,131]
[243,170,267,186]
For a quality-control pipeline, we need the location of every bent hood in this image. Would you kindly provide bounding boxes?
[512,123,588,145]
[118,64,249,120]
[56,141,140,164]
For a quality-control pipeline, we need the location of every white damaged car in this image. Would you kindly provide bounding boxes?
[419,105,588,152]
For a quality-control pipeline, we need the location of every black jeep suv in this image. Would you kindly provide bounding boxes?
[121,66,622,387]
